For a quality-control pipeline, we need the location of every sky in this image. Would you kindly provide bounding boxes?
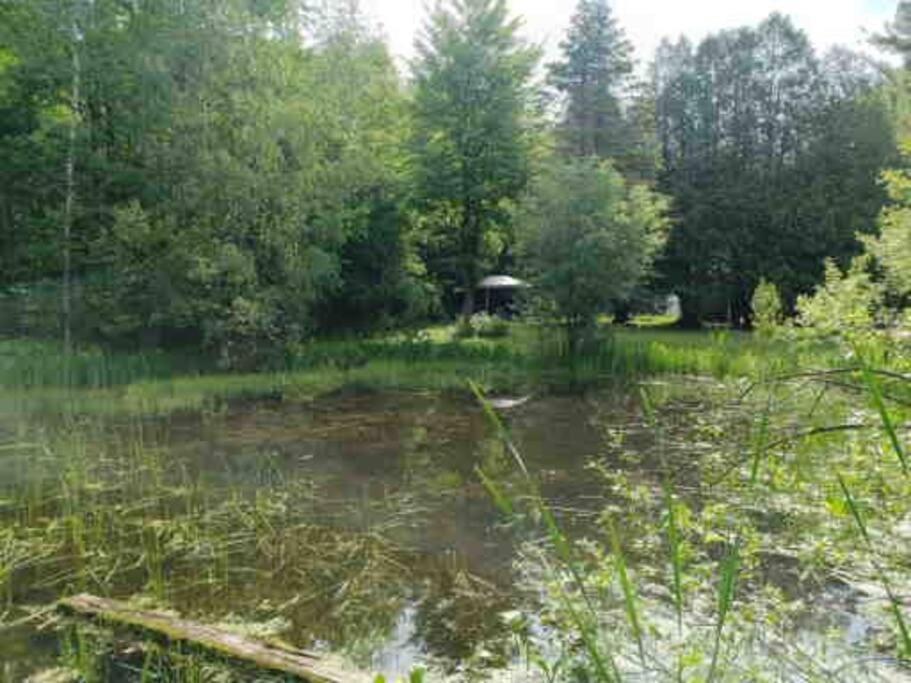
[361,0,900,66]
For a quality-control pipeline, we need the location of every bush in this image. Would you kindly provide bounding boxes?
[751,278,783,335]
[470,313,510,338]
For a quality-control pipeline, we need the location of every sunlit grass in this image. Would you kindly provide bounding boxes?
[0,325,796,418]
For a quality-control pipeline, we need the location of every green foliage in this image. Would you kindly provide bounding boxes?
[411,0,539,317]
[472,347,911,680]
[864,132,911,307]
[0,0,426,361]
[655,15,896,327]
[750,279,784,335]
[0,1,901,358]
[518,158,668,352]
[796,258,884,339]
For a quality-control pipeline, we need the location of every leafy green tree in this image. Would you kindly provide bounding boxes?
[796,257,884,338]
[654,15,896,327]
[751,279,784,336]
[1,0,426,360]
[865,139,911,307]
[304,13,436,334]
[518,158,668,354]
[0,2,85,293]
[411,0,539,319]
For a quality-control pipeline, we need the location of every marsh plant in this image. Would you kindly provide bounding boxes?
[0,416,440,679]
[472,345,911,682]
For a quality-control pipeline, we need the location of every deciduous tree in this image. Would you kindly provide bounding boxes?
[654,15,895,327]
[411,0,538,319]
[518,158,668,354]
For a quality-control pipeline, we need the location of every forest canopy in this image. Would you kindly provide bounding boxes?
[0,0,904,363]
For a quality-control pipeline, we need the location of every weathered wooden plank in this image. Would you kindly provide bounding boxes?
[25,668,80,683]
[58,594,370,683]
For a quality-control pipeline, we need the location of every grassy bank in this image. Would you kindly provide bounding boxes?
[0,324,821,417]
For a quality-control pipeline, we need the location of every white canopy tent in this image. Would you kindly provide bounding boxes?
[476,275,529,314]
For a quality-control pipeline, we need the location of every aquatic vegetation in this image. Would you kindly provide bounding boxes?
[3,326,908,681]
[0,417,430,678]
[472,357,911,681]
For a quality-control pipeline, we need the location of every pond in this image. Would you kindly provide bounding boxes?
[0,386,899,681]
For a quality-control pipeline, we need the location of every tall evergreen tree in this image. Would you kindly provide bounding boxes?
[411,0,538,318]
[548,0,656,179]
[874,1,911,66]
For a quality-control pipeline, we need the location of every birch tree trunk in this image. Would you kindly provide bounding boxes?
[62,22,80,358]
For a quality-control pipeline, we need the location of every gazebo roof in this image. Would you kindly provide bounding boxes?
[476,275,528,290]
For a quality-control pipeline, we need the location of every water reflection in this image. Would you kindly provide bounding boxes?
[5,387,873,680]
[155,392,599,674]
[2,391,613,679]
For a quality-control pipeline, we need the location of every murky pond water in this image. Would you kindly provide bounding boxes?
[0,387,893,680]
[2,391,621,678]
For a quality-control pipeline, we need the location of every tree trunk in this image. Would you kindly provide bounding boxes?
[58,594,368,683]
[62,23,81,359]
[613,301,633,325]
[460,203,480,323]
[676,293,701,329]
[461,283,475,321]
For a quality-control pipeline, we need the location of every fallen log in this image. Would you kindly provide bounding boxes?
[25,668,80,683]
[58,594,370,683]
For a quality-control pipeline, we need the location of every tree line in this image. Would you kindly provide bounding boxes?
[0,0,903,363]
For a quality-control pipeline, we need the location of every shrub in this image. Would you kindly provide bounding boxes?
[470,313,510,339]
[751,278,783,335]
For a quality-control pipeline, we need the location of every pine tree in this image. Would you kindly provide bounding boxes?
[874,1,911,66]
[548,0,634,165]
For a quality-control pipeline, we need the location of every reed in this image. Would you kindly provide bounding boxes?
[1,326,784,416]
[837,474,911,659]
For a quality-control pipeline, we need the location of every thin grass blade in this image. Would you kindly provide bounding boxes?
[838,474,911,657]
[662,478,684,631]
[707,537,740,682]
[853,346,909,476]
[607,516,645,665]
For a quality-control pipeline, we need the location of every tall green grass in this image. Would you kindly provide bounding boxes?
[472,341,911,681]
[472,382,751,682]
[0,327,784,420]
[0,339,196,389]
